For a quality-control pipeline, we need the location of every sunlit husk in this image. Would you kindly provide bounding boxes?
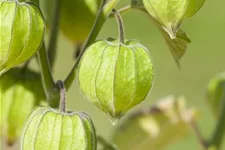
[21,107,97,150]
[79,39,154,121]
[0,0,45,74]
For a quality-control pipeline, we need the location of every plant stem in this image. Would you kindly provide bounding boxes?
[47,0,61,69]
[210,85,225,149]
[37,43,58,107]
[112,9,125,44]
[190,121,208,150]
[63,0,120,90]
[27,0,39,4]
[74,43,83,60]
[97,136,118,150]
[57,80,66,112]
[33,0,60,108]
[109,5,132,18]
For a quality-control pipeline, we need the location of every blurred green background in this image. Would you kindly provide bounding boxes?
[2,0,225,149]
[52,0,225,149]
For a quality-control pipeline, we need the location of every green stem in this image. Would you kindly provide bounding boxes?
[74,43,83,60]
[112,9,125,44]
[63,0,120,90]
[57,80,66,112]
[97,136,118,150]
[109,5,132,18]
[210,84,225,149]
[26,0,39,4]
[34,0,60,108]
[47,0,61,69]
[190,121,208,150]
[37,43,58,107]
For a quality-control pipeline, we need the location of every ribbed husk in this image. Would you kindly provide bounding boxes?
[79,39,154,121]
[21,107,97,150]
[0,0,45,74]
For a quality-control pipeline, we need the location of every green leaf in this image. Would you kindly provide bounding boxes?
[184,0,206,18]
[112,95,196,150]
[161,28,191,66]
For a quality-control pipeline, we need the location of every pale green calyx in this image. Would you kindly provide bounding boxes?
[141,0,206,39]
[78,39,154,121]
[21,107,97,150]
[207,72,225,117]
[0,0,45,74]
[0,68,45,145]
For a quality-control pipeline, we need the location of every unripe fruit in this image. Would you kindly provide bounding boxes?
[40,0,101,43]
[207,72,225,117]
[21,107,97,150]
[0,68,45,145]
[0,0,45,74]
[79,39,154,121]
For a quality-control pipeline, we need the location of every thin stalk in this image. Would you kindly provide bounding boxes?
[47,0,61,69]
[74,43,83,60]
[27,0,39,4]
[63,0,120,90]
[210,85,225,149]
[112,9,125,44]
[109,5,132,18]
[57,80,66,112]
[97,136,118,150]
[190,121,208,150]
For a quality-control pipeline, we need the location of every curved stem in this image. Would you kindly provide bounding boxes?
[112,9,125,44]
[97,136,118,150]
[47,0,61,69]
[57,80,66,112]
[109,5,132,18]
[63,0,120,90]
[210,85,225,149]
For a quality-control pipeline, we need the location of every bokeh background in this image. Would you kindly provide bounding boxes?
[2,0,225,150]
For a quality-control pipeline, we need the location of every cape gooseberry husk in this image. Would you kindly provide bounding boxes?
[21,107,97,150]
[138,0,205,38]
[40,0,101,43]
[207,72,225,117]
[0,68,45,145]
[78,39,154,122]
[0,0,45,74]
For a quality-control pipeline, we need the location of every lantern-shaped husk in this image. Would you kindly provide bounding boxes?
[22,107,97,150]
[0,0,45,74]
[79,39,154,121]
